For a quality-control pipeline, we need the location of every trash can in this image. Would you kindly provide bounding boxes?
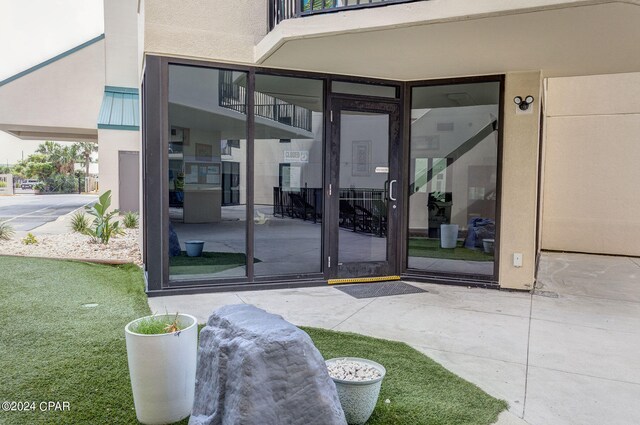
[440,224,459,249]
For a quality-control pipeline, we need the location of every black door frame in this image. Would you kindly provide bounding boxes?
[327,96,402,279]
[401,76,504,287]
[143,54,503,295]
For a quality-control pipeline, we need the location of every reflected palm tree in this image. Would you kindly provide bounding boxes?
[303,0,340,12]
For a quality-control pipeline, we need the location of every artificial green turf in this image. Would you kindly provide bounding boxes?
[0,255,506,425]
[169,251,257,275]
[302,327,507,425]
[0,256,151,425]
[408,238,494,262]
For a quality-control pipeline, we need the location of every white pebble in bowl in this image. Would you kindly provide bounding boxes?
[327,359,382,382]
[326,358,386,425]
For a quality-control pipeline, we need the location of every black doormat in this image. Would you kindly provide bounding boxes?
[335,281,427,299]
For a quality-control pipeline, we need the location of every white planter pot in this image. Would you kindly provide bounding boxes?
[440,224,459,249]
[125,313,198,425]
[482,238,495,254]
[326,357,386,425]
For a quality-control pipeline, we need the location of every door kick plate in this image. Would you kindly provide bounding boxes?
[328,275,401,285]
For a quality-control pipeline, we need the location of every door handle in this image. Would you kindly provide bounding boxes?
[389,179,397,201]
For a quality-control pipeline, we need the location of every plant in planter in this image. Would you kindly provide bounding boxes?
[125,312,198,425]
[326,357,386,425]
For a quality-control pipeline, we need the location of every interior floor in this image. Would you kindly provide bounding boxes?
[170,206,494,280]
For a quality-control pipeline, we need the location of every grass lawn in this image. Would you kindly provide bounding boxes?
[303,327,507,425]
[0,256,150,425]
[408,238,494,262]
[169,251,258,275]
[0,255,506,425]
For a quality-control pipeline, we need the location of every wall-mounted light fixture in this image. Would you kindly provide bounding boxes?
[514,95,534,111]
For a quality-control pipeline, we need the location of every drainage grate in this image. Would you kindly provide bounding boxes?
[335,281,426,299]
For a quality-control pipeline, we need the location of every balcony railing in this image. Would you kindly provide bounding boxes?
[268,0,422,31]
[219,70,313,132]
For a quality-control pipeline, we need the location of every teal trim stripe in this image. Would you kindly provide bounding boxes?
[97,86,140,131]
[0,34,105,87]
[105,86,138,94]
[97,124,140,131]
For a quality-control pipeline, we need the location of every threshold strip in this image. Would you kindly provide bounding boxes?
[328,275,401,285]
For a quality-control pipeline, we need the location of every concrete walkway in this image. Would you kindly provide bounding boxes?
[149,252,640,425]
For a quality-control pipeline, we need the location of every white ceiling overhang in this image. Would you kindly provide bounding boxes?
[256,0,640,80]
[0,125,98,142]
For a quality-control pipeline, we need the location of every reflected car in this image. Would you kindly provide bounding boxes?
[20,179,42,190]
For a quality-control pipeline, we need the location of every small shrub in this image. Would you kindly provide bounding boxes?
[133,313,182,335]
[22,233,38,245]
[70,211,91,233]
[84,190,124,244]
[123,211,139,229]
[0,221,14,241]
[0,181,6,188]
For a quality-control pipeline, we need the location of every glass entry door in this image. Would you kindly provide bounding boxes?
[329,99,401,279]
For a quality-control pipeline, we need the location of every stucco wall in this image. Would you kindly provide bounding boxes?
[138,0,146,84]
[97,129,141,212]
[105,0,139,88]
[140,2,552,289]
[144,0,267,64]
[542,72,640,257]
[499,72,542,290]
[0,39,104,132]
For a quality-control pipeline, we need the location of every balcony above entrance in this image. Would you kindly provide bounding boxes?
[257,0,640,80]
[268,0,421,31]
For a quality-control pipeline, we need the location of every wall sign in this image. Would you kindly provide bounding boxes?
[284,151,309,163]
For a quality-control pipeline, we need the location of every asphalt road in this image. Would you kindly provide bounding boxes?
[0,194,98,232]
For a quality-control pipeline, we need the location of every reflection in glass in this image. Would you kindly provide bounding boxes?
[168,65,247,280]
[332,81,397,98]
[338,111,389,264]
[253,74,324,275]
[408,82,500,276]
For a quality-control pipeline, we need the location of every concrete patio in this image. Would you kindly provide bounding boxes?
[149,252,640,425]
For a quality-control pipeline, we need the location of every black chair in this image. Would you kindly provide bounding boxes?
[289,193,316,222]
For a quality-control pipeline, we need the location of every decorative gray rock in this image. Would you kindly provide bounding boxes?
[189,304,347,425]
